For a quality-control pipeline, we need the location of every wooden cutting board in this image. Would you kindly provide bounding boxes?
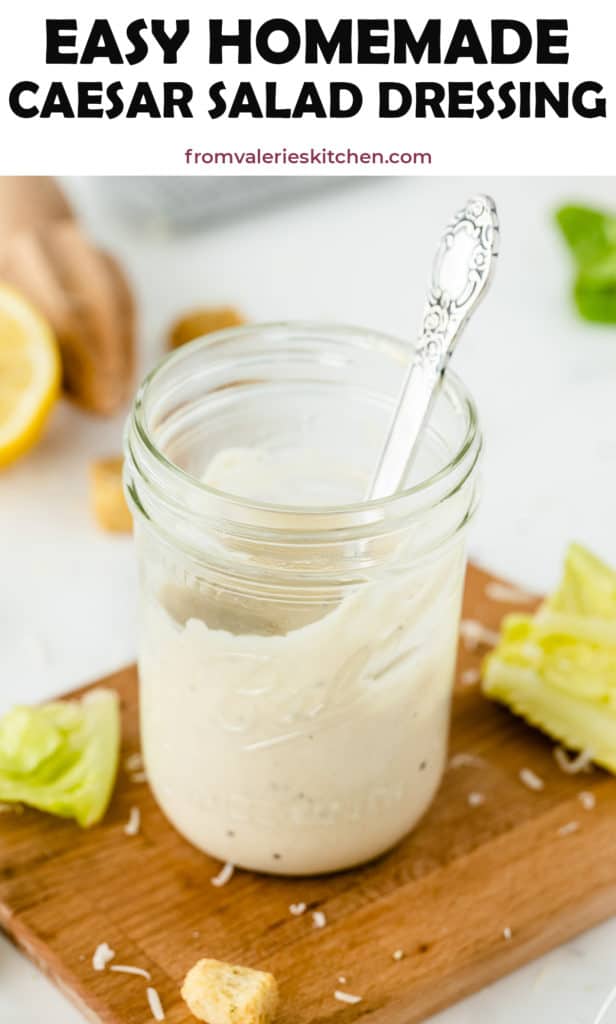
[2,562,616,1024]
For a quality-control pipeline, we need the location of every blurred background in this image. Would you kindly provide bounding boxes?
[3,174,616,704]
[1,172,616,1024]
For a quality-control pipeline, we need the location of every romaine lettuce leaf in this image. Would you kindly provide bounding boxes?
[482,543,616,772]
[555,204,616,324]
[574,254,616,324]
[0,689,120,826]
[555,205,616,267]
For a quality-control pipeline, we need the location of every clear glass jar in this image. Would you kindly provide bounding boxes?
[124,323,481,876]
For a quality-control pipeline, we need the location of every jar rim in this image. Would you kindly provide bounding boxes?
[128,320,481,528]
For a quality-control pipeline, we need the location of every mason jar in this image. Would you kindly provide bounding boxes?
[124,323,481,876]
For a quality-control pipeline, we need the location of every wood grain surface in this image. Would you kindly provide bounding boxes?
[2,563,616,1024]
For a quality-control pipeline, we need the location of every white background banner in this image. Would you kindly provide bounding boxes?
[0,0,613,175]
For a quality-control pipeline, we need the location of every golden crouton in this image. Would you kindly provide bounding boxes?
[168,307,245,350]
[181,957,279,1024]
[89,456,132,533]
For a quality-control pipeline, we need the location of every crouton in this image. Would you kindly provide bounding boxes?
[181,957,278,1024]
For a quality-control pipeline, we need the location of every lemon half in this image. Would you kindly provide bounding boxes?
[0,284,61,467]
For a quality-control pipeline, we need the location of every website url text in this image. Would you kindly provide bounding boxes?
[184,147,432,167]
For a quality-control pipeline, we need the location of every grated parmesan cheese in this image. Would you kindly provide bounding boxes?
[557,820,580,837]
[578,790,596,811]
[124,752,144,773]
[334,991,362,1005]
[459,620,500,651]
[338,975,348,984]
[503,927,512,941]
[519,768,544,792]
[392,950,405,961]
[448,752,484,770]
[289,902,307,916]
[110,964,152,980]
[124,806,141,836]
[460,668,481,687]
[553,746,594,775]
[484,581,534,604]
[147,986,166,1021]
[92,942,115,971]
[467,791,485,808]
[312,910,327,929]
[210,861,235,887]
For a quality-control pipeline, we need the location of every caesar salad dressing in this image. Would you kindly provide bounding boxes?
[139,448,465,875]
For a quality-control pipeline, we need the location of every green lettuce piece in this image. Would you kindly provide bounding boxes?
[0,689,120,827]
[555,204,616,323]
[555,205,616,266]
[575,253,616,324]
[482,543,616,773]
[482,660,616,772]
[547,541,616,617]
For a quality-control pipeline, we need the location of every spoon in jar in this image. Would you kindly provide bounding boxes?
[367,194,499,500]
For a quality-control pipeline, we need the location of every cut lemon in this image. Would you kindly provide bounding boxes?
[0,284,61,467]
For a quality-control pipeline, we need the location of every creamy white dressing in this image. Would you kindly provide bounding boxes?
[139,448,465,874]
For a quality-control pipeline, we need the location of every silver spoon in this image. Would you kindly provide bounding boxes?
[368,194,499,500]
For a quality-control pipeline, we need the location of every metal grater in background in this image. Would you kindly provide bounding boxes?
[80,176,337,233]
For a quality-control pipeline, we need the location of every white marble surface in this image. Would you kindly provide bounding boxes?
[1,176,616,1022]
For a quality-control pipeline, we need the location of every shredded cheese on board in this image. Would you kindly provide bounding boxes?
[110,964,151,980]
[210,862,235,887]
[557,821,580,837]
[289,902,307,916]
[124,806,141,836]
[92,943,115,971]
[467,791,485,807]
[124,753,143,773]
[459,620,500,650]
[579,790,596,811]
[519,768,544,792]
[553,746,593,775]
[334,991,362,1005]
[0,803,23,814]
[448,752,484,770]
[147,986,165,1021]
[484,581,534,604]
[312,910,327,929]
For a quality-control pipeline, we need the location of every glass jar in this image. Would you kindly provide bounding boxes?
[124,323,481,876]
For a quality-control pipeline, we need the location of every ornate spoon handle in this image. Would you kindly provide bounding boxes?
[368,194,499,501]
